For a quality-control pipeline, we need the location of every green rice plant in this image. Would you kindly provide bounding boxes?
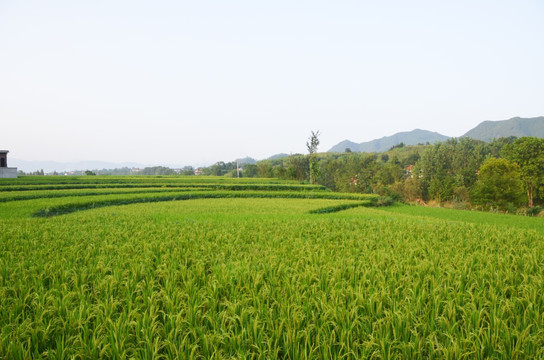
[29,190,378,218]
[0,186,207,202]
[0,177,543,359]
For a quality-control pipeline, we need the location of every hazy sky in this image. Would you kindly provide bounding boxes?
[1,1,543,166]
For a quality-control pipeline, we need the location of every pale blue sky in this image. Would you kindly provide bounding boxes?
[1,1,543,166]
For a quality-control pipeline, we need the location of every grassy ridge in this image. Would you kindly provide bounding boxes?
[0,183,326,192]
[0,175,304,186]
[31,191,377,217]
[0,187,208,202]
[0,176,373,217]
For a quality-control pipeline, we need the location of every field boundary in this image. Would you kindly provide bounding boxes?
[308,201,376,214]
[32,191,379,217]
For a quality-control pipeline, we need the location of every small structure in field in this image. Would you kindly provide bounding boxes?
[0,150,17,178]
[406,164,414,177]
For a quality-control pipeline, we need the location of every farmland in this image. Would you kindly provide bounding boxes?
[1,176,543,359]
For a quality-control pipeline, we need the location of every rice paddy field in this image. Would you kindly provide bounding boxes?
[1,176,543,359]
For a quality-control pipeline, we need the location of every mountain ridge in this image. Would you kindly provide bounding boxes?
[328,129,450,153]
[462,116,544,141]
[11,116,544,173]
[328,116,544,153]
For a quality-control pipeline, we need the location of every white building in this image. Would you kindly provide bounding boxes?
[0,150,18,178]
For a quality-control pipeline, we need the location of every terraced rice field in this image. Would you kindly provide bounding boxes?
[1,176,543,359]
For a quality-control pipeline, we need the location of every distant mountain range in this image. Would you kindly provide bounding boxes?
[13,154,290,173]
[10,159,146,173]
[328,129,449,153]
[266,153,290,160]
[235,157,257,165]
[328,116,544,153]
[235,154,290,165]
[462,116,544,141]
[11,117,544,173]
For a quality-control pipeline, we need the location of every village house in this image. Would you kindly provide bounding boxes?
[406,164,414,177]
[0,150,17,178]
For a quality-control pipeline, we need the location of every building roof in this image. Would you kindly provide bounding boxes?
[0,150,9,154]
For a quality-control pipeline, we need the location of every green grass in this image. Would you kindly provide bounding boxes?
[0,176,543,359]
[380,203,544,234]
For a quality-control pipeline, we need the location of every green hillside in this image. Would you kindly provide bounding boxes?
[463,116,544,141]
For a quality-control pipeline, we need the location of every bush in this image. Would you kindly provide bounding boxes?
[518,206,543,217]
[377,196,395,207]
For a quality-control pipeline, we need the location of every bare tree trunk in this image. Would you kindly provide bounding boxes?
[528,184,534,208]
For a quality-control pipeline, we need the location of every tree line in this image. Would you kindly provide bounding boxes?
[246,136,543,214]
[19,135,542,214]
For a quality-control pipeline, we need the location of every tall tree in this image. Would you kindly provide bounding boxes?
[417,138,488,202]
[470,157,524,211]
[307,130,320,184]
[502,137,544,207]
[257,161,274,178]
[287,154,309,181]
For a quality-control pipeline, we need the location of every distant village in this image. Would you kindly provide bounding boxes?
[18,167,205,177]
[16,160,249,177]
